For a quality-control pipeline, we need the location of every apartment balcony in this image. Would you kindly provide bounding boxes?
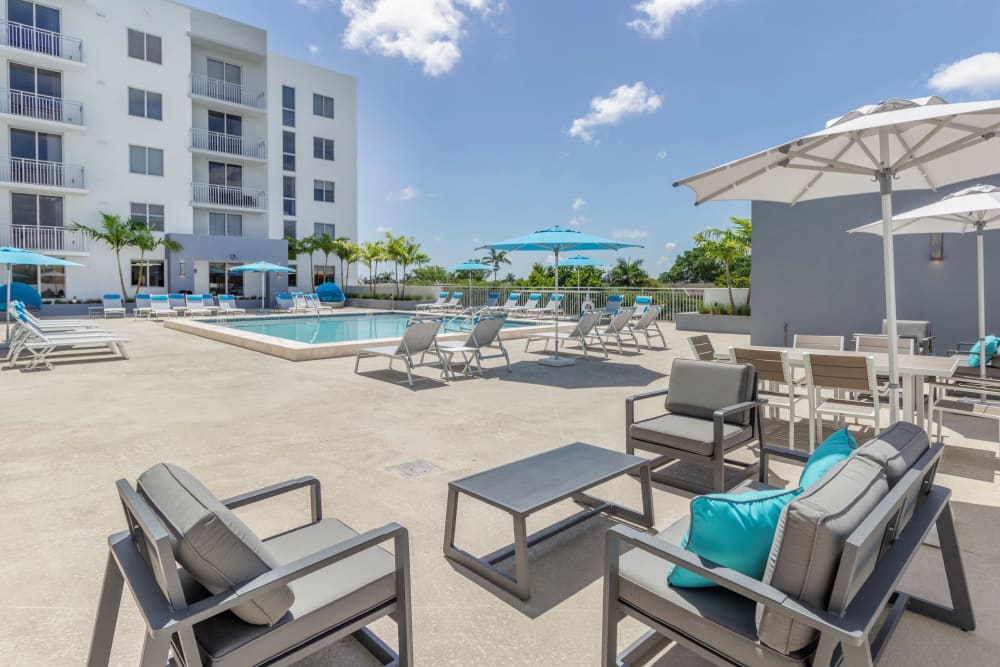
[191,182,266,212]
[190,128,266,162]
[0,157,86,192]
[0,89,84,129]
[0,19,83,63]
[190,73,265,112]
[0,224,88,255]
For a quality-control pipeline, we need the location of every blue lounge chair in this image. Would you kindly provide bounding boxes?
[101,294,126,318]
[217,294,246,315]
[133,294,153,319]
[417,292,449,311]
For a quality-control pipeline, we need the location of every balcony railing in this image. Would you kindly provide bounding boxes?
[190,73,265,110]
[0,224,88,253]
[0,19,83,62]
[0,88,83,125]
[192,182,266,210]
[0,157,85,189]
[190,128,265,160]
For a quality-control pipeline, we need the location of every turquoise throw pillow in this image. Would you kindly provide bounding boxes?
[668,487,802,588]
[799,428,857,489]
[969,335,999,368]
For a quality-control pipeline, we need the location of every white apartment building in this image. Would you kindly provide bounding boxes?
[0,0,357,302]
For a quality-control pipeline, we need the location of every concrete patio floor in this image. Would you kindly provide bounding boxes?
[0,314,997,666]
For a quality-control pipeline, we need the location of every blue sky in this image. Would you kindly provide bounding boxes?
[187,0,1000,277]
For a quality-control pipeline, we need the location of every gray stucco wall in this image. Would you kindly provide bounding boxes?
[750,175,1000,353]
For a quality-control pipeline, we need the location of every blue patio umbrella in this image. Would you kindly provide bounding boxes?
[228,261,295,311]
[479,227,642,366]
[447,261,494,291]
[0,247,85,343]
[549,254,608,290]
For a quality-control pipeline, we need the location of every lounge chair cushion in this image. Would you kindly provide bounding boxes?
[630,413,753,456]
[669,486,803,588]
[969,335,999,367]
[618,519,809,666]
[854,422,929,488]
[666,359,755,426]
[756,456,888,655]
[137,464,294,626]
[798,428,857,489]
[190,518,397,667]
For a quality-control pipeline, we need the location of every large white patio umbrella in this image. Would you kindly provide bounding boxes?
[674,96,1000,420]
[479,227,642,366]
[228,261,295,311]
[1,247,85,344]
[849,184,1000,379]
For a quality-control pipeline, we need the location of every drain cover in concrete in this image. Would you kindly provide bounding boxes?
[385,459,442,479]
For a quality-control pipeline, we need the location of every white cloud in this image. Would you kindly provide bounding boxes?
[571,197,587,211]
[375,225,393,233]
[568,82,663,143]
[308,44,321,54]
[656,150,668,160]
[612,228,649,240]
[628,0,717,39]
[568,216,586,227]
[664,241,677,249]
[387,185,419,201]
[340,0,501,76]
[929,52,1000,94]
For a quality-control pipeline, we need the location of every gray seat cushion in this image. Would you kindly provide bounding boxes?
[756,456,888,655]
[630,413,753,456]
[618,519,808,667]
[137,464,294,626]
[666,358,756,426]
[855,422,929,487]
[192,518,397,667]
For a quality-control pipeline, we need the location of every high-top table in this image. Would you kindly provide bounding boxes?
[443,443,653,600]
[723,346,960,425]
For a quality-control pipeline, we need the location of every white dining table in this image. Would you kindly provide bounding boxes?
[721,346,960,426]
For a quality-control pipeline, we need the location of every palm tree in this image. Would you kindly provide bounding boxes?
[360,240,387,295]
[295,234,319,291]
[343,242,361,287]
[312,233,339,284]
[608,257,650,287]
[71,212,139,297]
[694,218,750,312]
[332,236,353,286]
[391,236,425,298]
[482,249,511,283]
[132,223,182,298]
[383,232,404,297]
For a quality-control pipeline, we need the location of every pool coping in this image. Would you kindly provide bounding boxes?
[163,311,559,361]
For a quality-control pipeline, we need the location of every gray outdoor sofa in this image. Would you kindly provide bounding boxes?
[87,464,412,666]
[602,421,975,666]
[626,358,765,493]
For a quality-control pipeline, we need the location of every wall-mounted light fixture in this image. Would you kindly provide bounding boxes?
[178,259,187,278]
[930,233,944,261]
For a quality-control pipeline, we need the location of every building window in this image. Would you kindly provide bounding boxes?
[283,219,296,239]
[287,261,297,287]
[283,176,296,216]
[10,193,63,249]
[9,62,62,103]
[282,85,295,127]
[208,110,242,136]
[127,29,162,64]
[208,212,243,237]
[313,180,335,203]
[282,130,295,171]
[8,1,61,56]
[314,265,334,285]
[11,128,61,161]
[13,263,64,298]
[313,222,335,238]
[313,137,334,161]
[130,202,164,231]
[128,87,162,120]
[131,260,165,287]
[208,262,244,295]
[313,93,334,119]
[129,145,164,176]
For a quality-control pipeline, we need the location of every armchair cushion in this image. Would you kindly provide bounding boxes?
[630,413,753,456]
[669,486,802,588]
[756,456,888,655]
[137,463,294,626]
[618,518,809,666]
[798,428,857,489]
[855,421,929,488]
[665,359,755,426]
[969,335,999,367]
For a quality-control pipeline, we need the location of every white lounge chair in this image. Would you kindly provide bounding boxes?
[416,292,449,311]
[7,310,129,370]
[524,311,607,359]
[149,295,178,318]
[167,294,189,316]
[498,293,521,313]
[200,294,221,315]
[274,293,298,312]
[305,293,335,312]
[133,294,153,319]
[10,301,104,331]
[593,308,639,353]
[535,294,564,319]
[598,295,624,323]
[438,292,463,313]
[354,319,445,386]
[184,294,213,317]
[626,305,667,349]
[100,294,126,318]
[630,295,652,319]
[216,294,246,315]
[435,313,511,377]
[510,293,541,317]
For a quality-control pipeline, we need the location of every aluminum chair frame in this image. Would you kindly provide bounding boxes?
[150,295,179,318]
[216,294,246,316]
[593,308,639,354]
[626,306,667,349]
[354,320,447,386]
[687,334,717,361]
[732,347,806,449]
[435,314,512,377]
[792,334,845,351]
[101,294,126,318]
[803,352,881,451]
[523,311,607,359]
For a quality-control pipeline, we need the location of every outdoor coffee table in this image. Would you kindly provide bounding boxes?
[443,442,653,600]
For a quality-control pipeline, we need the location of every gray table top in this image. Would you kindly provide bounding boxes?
[449,443,647,515]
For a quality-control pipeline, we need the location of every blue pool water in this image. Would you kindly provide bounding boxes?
[216,312,533,345]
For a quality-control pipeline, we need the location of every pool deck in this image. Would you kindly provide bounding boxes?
[1,315,998,666]
[164,308,557,361]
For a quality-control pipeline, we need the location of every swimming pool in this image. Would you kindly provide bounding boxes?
[214,312,534,345]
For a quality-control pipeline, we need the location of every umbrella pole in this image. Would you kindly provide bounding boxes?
[539,247,574,367]
[5,265,11,344]
[261,273,265,313]
[977,223,987,383]
[877,130,901,423]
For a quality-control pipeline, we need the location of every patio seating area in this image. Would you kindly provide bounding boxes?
[1,316,997,665]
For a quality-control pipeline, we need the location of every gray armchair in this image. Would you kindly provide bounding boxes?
[626,358,765,494]
[881,318,934,354]
[87,464,412,667]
